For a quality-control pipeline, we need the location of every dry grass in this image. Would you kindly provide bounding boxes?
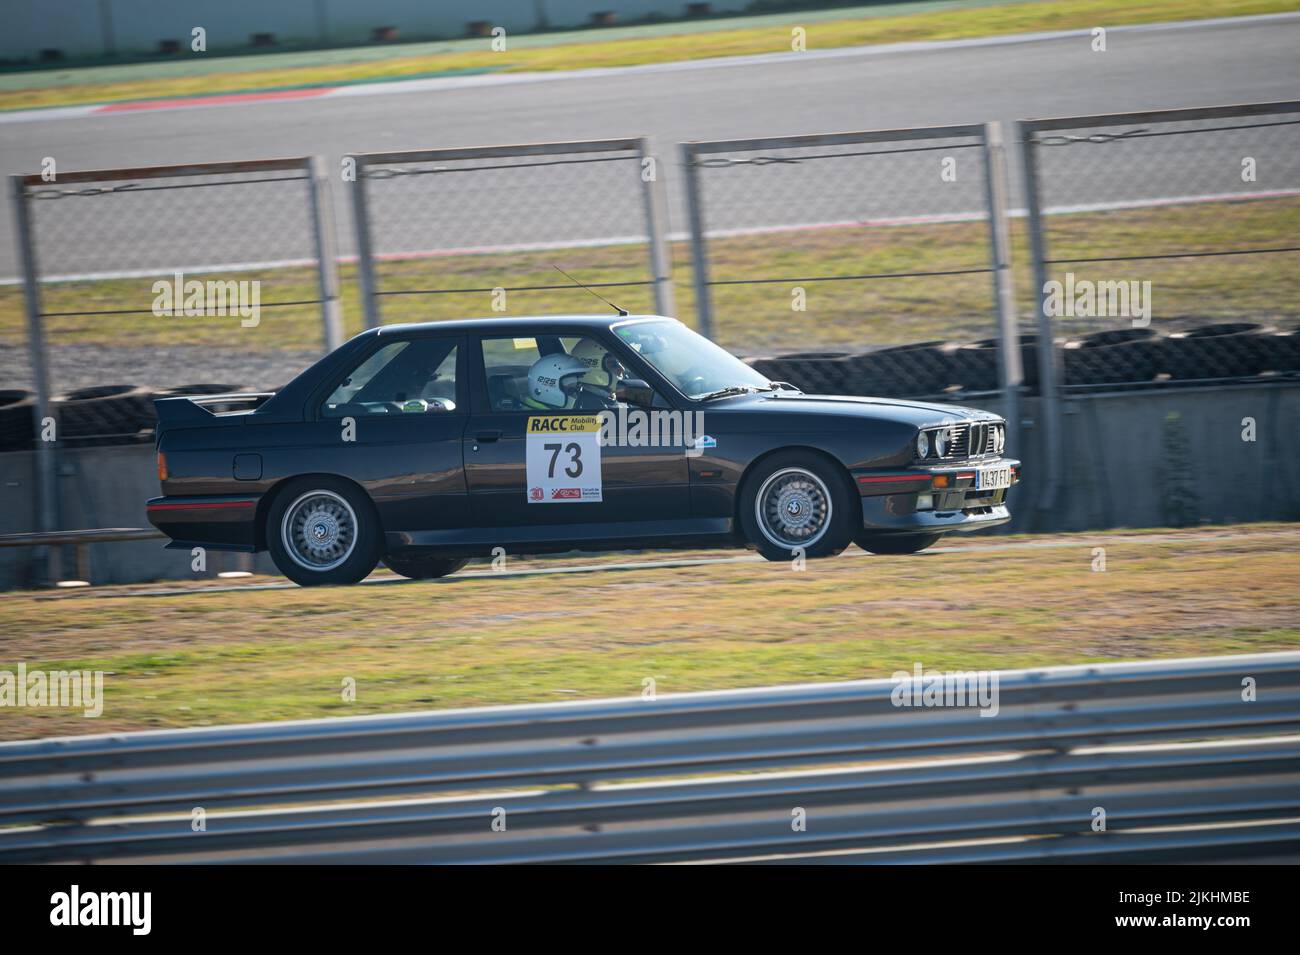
[1,524,1296,740]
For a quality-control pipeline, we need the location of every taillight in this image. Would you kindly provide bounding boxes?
[157,451,168,482]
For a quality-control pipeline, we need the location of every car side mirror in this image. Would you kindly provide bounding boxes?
[616,378,655,408]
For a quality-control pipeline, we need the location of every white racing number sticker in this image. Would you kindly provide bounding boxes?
[526,415,603,503]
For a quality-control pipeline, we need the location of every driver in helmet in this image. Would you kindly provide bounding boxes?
[568,337,627,408]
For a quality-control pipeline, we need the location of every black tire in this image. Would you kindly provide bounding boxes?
[266,477,382,586]
[840,341,959,398]
[383,556,470,580]
[54,384,154,440]
[738,451,855,561]
[855,532,943,555]
[0,389,36,451]
[1160,323,1271,380]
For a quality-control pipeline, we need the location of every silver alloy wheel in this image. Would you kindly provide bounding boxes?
[754,467,832,549]
[281,490,358,572]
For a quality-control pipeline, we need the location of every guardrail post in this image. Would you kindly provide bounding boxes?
[1017,123,1064,530]
[306,156,345,352]
[348,155,381,329]
[637,138,676,318]
[680,142,715,339]
[980,123,1024,464]
[8,175,60,584]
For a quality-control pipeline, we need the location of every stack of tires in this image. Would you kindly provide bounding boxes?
[743,322,1297,398]
[0,383,250,452]
[1158,323,1277,381]
[0,390,35,451]
[1063,328,1163,385]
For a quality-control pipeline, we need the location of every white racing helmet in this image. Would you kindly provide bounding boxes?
[527,353,588,409]
[569,337,626,394]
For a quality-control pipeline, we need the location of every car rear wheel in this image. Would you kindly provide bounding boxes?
[856,532,943,555]
[267,479,381,586]
[383,556,470,580]
[739,452,854,561]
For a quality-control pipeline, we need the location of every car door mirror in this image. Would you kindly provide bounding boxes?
[616,378,655,408]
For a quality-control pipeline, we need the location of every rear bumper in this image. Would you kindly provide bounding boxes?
[146,495,261,551]
[852,458,1020,535]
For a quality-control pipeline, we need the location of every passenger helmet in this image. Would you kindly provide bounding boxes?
[527,353,588,408]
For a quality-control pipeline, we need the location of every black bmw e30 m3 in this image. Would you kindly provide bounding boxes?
[147,315,1020,585]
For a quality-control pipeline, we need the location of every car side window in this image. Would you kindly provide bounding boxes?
[480,334,655,413]
[481,336,545,412]
[322,339,459,417]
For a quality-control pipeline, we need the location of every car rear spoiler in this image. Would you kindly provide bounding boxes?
[153,393,275,427]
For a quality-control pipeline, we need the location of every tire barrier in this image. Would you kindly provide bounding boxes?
[1160,323,1274,381]
[836,341,960,397]
[53,385,155,445]
[0,390,36,451]
[746,323,1299,399]
[1063,328,1162,386]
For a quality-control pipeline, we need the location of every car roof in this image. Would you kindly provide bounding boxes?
[372,314,677,336]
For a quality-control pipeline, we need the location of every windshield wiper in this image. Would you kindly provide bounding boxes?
[694,385,761,402]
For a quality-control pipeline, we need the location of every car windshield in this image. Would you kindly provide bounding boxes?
[613,320,771,399]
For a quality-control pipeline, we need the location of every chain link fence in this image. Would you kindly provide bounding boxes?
[347,138,673,329]
[1021,101,1300,392]
[681,124,1019,404]
[5,157,342,454]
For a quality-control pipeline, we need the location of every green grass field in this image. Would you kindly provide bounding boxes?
[2,0,1293,111]
[5,197,1296,366]
[2,524,1297,740]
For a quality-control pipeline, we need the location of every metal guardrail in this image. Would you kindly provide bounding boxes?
[2,652,1298,864]
[0,527,163,583]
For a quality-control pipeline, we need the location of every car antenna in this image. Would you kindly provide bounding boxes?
[554,266,629,316]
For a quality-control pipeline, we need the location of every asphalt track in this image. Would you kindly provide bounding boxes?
[1,14,1298,280]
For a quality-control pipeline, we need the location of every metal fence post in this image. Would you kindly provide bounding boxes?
[680,142,715,339]
[348,156,381,329]
[8,175,60,584]
[980,123,1023,462]
[636,138,676,318]
[306,156,344,352]
[1017,122,1064,530]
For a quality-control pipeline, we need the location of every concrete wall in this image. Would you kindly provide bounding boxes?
[1,380,1296,588]
[2,0,737,60]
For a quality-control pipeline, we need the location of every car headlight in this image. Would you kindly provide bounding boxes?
[934,427,950,457]
[993,425,1005,454]
[916,431,930,459]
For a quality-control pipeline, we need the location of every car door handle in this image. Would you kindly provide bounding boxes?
[475,430,502,443]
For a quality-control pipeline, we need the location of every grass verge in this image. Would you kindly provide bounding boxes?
[1,524,1297,740]
[3,197,1296,371]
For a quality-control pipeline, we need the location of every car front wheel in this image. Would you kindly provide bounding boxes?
[383,556,470,580]
[739,452,854,562]
[267,478,381,586]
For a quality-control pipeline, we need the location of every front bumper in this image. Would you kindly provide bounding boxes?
[851,459,1021,534]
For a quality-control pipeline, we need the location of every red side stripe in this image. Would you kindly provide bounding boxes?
[856,474,930,484]
[147,501,255,511]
